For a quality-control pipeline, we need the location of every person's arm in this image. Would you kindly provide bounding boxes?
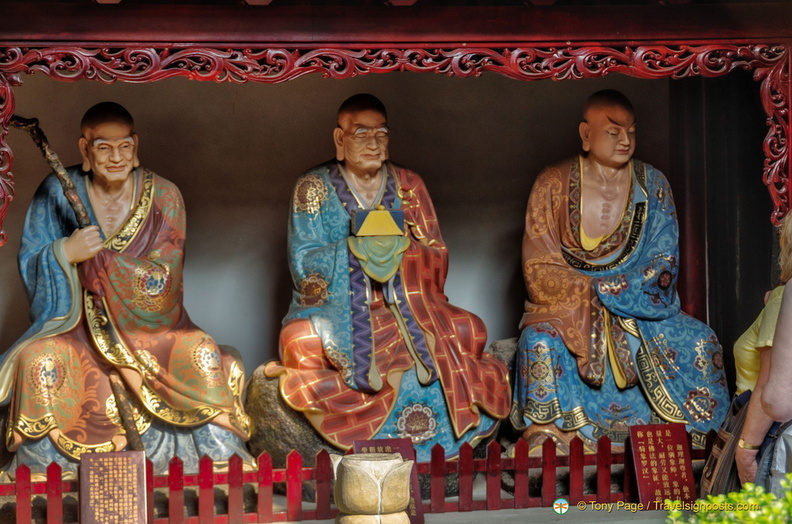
[762,287,792,420]
[736,346,774,484]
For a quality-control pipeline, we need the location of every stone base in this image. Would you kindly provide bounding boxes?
[245,363,341,467]
[245,337,516,503]
[336,511,410,524]
[486,337,518,374]
[244,363,343,501]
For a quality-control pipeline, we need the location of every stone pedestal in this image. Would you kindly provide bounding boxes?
[331,453,413,524]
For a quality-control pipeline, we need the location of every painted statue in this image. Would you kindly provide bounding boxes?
[0,102,252,479]
[511,90,729,452]
[264,94,511,461]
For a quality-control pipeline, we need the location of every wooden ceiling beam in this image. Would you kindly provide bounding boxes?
[0,2,788,46]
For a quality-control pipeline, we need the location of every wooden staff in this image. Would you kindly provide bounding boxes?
[10,114,145,452]
[9,115,92,228]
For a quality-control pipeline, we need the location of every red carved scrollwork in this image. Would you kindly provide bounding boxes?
[0,45,786,82]
[0,72,18,246]
[0,43,788,239]
[756,56,790,224]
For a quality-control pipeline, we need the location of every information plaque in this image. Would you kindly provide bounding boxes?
[629,423,696,506]
[354,438,424,524]
[79,450,146,524]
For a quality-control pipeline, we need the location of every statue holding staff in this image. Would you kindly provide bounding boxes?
[0,102,252,479]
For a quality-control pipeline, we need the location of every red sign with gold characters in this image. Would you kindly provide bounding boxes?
[629,423,696,507]
[79,451,146,524]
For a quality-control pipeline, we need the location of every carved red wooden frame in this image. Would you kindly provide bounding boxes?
[0,43,788,245]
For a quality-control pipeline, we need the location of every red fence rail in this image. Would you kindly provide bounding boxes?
[0,436,708,523]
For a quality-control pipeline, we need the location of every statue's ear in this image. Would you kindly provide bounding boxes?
[79,137,91,172]
[579,121,591,152]
[132,133,140,168]
[333,127,345,162]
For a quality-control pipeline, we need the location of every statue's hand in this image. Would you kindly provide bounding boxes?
[64,225,104,264]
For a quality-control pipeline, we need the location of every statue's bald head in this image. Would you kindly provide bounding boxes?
[582,89,634,122]
[80,102,135,135]
[337,93,387,124]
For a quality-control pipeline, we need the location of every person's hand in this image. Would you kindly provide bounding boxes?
[735,447,759,485]
[63,226,103,264]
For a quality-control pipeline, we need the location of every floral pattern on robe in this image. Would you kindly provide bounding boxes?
[512,158,728,447]
[0,166,251,475]
[266,161,510,459]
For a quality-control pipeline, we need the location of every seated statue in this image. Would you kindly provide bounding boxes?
[511,90,729,452]
[262,94,511,462]
[0,102,252,479]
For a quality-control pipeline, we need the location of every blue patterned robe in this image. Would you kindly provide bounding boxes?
[266,161,511,461]
[512,158,729,448]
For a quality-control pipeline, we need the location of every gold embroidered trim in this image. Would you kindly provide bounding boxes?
[519,397,589,431]
[85,293,138,368]
[635,335,688,423]
[228,360,252,437]
[563,162,649,272]
[86,292,249,435]
[14,413,59,440]
[618,317,641,338]
[324,339,353,384]
[57,433,116,460]
[689,428,707,449]
[138,383,221,426]
[104,169,155,253]
[228,360,244,399]
[560,406,589,431]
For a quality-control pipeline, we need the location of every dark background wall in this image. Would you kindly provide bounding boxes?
[0,70,773,391]
[670,72,776,389]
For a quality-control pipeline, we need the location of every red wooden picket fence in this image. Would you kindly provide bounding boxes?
[0,436,709,523]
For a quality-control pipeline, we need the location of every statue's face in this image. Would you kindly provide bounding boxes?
[579,104,636,169]
[79,121,139,184]
[333,109,389,177]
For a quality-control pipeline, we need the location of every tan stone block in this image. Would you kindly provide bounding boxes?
[335,511,410,524]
